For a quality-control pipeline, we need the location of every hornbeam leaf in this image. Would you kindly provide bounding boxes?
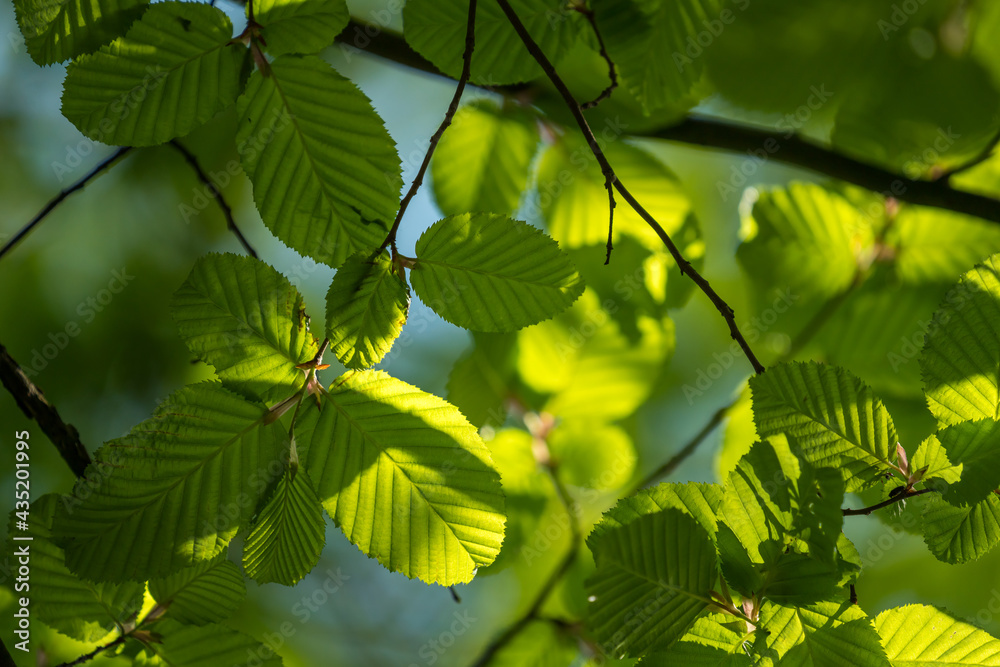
[61,2,246,146]
[920,254,1000,426]
[874,604,1000,665]
[757,600,889,667]
[592,0,722,113]
[586,509,718,658]
[149,556,245,625]
[142,619,283,666]
[587,481,724,547]
[6,495,143,642]
[937,419,1000,505]
[296,370,505,585]
[53,383,288,582]
[171,253,319,403]
[13,0,146,65]
[749,361,898,492]
[922,492,1000,564]
[325,250,410,369]
[254,0,350,56]
[430,100,539,218]
[243,468,326,585]
[411,213,585,332]
[402,0,585,85]
[236,55,402,268]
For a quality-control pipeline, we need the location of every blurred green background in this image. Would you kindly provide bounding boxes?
[3,0,1000,665]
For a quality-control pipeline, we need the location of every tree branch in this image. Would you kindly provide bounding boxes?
[493,0,764,374]
[575,6,617,110]
[0,147,131,263]
[54,633,128,667]
[380,0,478,253]
[0,343,91,477]
[842,487,933,516]
[332,20,1000,225]
[168,140,258,259]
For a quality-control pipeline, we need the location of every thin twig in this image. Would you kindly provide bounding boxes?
[168,140,258,259]
[54,633,128,667]
[379,0,478,253]
[577,7,617,110]
[842,488,933,516]
[493,0,764,373]
[0,148,131,262]
[634,404,729,491]
[0,343,91,478]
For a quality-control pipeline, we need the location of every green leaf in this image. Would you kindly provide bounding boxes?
[325,250,410,369]
[61,2,246,146]
[296,370,505,585]
[53,383,288,582]
[911,434,962,485]
[738,183,872,303]
[402,0,585,85]
[410,213,585,332]
[921,254,1000,426]
[254,0,349,56]
[588,481,724,548]
[874,604,1000,665]
[757,600,889,667]
[236,55,402,268]
[936,419,1000,504]
[717,384,757,482]
[592,0,721,113]
[922,492,1000,564]
[482,619,578,666]
[431,100,539,217]
[586,509,718,658]
[13,0,146,65]
[149,556,246,625]
[171,253,319,403]
[243,468,326,585]
[143,619,283,666]
[517,289,674,421]
[749,361,898,492]
[6,495,143,641]
[643,614,754,666]
[446,332,517,428]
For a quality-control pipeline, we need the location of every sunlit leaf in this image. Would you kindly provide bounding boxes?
[149,556,245,625]
[254,0,350,56]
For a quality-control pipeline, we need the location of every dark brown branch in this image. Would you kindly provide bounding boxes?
[0,148,131,262]
[842,488,933,516]
[332,21,1000,225]
[577,7,617,110]
[634,404,729,491]
[494,0,764,374]
[168,140,258,259]
[380,0,478,253]
[0,343,91,478]
[54,634,128,667]
[649,118,1000,223]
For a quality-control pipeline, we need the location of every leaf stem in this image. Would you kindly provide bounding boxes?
[379,0,478,254]
[842,487,933,516]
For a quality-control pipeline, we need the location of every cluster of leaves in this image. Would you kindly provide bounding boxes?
[10,0,1000,664]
